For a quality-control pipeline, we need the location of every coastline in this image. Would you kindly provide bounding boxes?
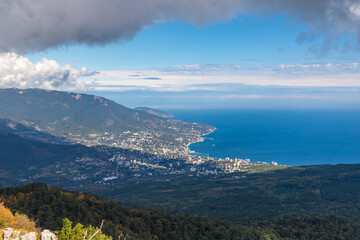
[187,127,217,157]
[168,109,360,166]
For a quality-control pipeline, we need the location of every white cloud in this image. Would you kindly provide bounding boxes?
[84,62,360,92]
[3,57,357,93]
[278,62,360,72]
[350,3,360,19]
[0,52,95,90]
[219,94,334,100]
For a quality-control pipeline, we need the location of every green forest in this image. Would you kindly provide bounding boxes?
[91,164,360,224]
[1,183,360,240]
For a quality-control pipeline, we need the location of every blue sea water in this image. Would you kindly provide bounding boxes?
[168,109,360,166]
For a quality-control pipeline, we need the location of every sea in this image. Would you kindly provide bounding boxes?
[167,109,360,166]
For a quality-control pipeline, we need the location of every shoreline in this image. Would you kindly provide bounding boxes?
[187,127,217,157]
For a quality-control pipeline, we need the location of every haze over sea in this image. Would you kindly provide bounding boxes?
[168,109,360,166]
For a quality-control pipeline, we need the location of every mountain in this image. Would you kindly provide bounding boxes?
[0,88,155,135]
[135,107,174,118]
[0,88,214,158]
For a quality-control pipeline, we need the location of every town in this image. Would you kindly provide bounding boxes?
[69,120,216,161]
[29,144,279,189]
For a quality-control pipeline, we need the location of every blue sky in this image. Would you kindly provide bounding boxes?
[1,1,359,109]
[26,15,358,70]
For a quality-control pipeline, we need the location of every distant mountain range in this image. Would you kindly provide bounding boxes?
[135,107,174,118]
[0,88,214,157]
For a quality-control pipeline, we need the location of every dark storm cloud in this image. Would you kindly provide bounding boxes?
[1,0,359,52]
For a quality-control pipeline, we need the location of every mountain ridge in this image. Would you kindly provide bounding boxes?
[0,88,214,159]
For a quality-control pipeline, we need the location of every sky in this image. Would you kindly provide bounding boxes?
[0,0,360,109]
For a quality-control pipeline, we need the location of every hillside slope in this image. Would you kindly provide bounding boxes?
[91,164,360,224]
[2,183,360,240]
[0,88,157,134]
[0,118,72,144]
[0,88,214,157]
[0,183,264,240]
[0,131,111,185]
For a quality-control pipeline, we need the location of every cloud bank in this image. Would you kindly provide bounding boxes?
[86,62,360,92]
[0,52,95,90]
[1,0,359,52]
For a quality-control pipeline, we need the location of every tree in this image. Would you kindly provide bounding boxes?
[0,203,15,228]
[0,203,38,233]
[57,218,112,240]
[13,212,36,232]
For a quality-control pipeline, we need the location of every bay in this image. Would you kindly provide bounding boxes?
[168,109,360,166]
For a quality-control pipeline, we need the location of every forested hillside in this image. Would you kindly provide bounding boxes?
[91,164,360,224]
[0,183,263,240]
[1,183,360,240]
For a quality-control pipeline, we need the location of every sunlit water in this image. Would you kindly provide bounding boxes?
[168,109,360,166]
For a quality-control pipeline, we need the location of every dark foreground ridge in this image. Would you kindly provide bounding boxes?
[1,183,360,240]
